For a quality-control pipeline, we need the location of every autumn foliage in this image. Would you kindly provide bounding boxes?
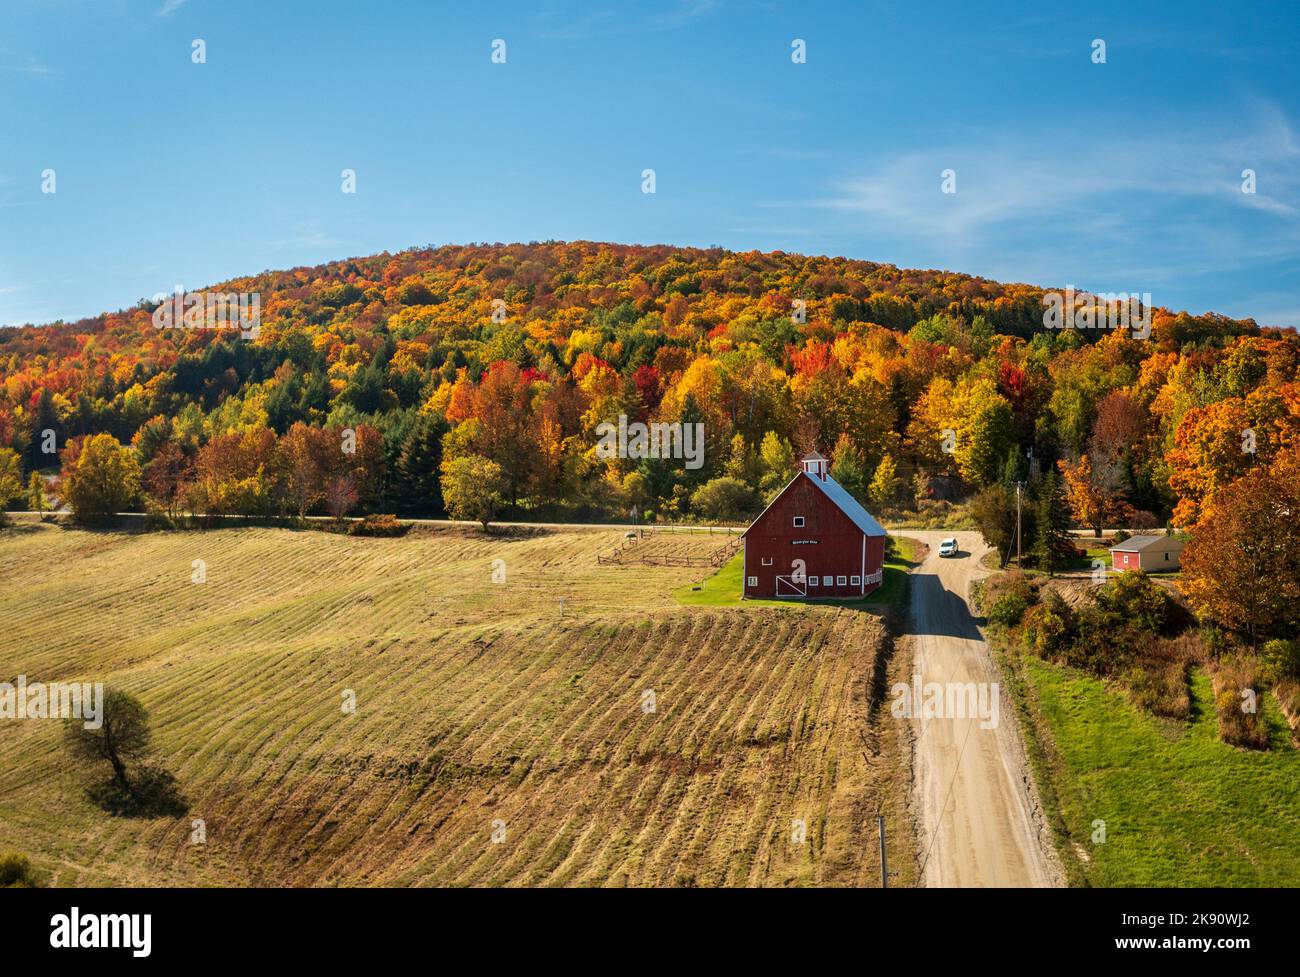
[0,241,1292,531]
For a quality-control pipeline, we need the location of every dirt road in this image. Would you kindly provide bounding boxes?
[902,531,1063,888]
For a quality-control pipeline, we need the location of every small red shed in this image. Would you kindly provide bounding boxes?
[1110,534,1185,572]
[741,452,888,599]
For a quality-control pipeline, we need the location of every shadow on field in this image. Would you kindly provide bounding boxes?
[0,522,46,535]
[84,767,189,819]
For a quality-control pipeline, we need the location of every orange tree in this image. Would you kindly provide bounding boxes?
[1181,448,1300,647]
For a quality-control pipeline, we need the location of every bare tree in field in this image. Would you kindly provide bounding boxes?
[64,690,152,795]
[64,689,186,816]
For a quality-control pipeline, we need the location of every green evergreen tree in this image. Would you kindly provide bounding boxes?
[1032,468,1072,577]
[1001,445,1025,490]
[392,413,446,516]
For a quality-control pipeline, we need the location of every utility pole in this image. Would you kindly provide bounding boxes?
[878,814,888,888]
[1015,481,1024,568]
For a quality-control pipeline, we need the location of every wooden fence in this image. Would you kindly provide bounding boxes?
[596,525,744,567]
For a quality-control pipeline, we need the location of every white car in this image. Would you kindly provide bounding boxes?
[938,538,959,558]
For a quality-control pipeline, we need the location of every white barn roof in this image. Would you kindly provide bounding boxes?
[1110,534,1184,553]
[806,471,888,536]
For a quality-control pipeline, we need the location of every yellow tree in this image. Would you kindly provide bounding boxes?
[61,434,142,524]
[1166,399,1256,526]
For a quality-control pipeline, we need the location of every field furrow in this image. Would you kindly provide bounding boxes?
[0,523,911,887]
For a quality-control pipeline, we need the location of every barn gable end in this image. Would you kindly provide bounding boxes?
[741,455,888,600]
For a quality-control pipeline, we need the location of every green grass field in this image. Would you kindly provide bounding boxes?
[1016,657,1300,886]
[673,536,918,609]
[0,521,914,887]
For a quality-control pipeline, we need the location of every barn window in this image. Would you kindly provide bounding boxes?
[793,516,805,528]
[808,576,818,586]
[836,575,847,586]
[823,575,833,586]
[1164,552,1169,562]
[851,575,861,586]
[761,557,773,566]
[747,576,757,587]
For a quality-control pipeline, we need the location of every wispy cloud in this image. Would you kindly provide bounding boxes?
[802,100,1300,302]
[158,0,189,17]
[3,56,58,77]
[264,220,344,252]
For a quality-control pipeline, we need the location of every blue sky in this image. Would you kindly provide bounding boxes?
[2,0,1298,327]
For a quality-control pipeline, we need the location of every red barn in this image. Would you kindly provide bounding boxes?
[741,452,888,599]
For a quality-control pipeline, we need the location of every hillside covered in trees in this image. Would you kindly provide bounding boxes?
[0,240,1296,532]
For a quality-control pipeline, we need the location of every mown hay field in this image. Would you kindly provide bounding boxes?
[0,522,911,887]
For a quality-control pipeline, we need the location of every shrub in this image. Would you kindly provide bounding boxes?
[1260,639,1300,685]
[1275,679,1300,736]
[1200,625,1231,659]
[983,570,1032,606]
[689,477,756,522]
[1124,665,1160,713]
[988,591,1029,627]
[350,514,408,537]
[1063,608,1147,676]
[0,852,40,887]
[1022,590,1075,658]
[1096,570,1171,634]
[1123,651,1192,720]
[984,571,1035,627]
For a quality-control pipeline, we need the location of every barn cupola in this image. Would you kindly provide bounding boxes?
[801,451,829,480]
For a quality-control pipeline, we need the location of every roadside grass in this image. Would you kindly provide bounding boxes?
[1010,655,1300,886]
[672,535,919,609]
[0,522,913,887]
